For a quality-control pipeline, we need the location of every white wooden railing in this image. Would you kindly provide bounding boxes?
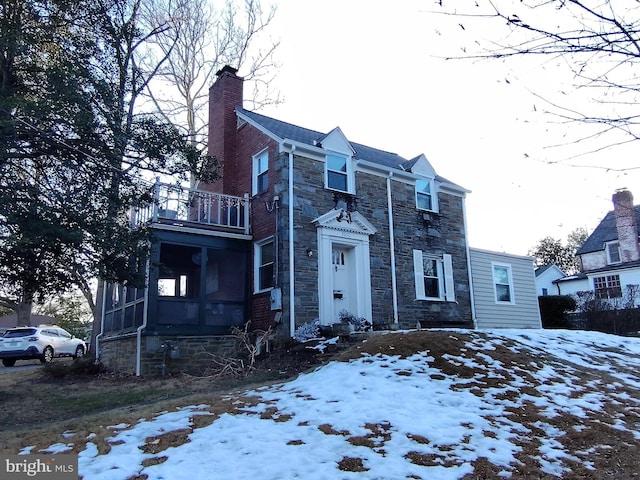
[131,180,250,235]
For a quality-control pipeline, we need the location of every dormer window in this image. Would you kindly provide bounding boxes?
[416,179,435,211]
[606,241,621,264]
[326,153,350,193]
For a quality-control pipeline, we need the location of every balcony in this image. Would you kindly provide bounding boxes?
[131,181,250,236]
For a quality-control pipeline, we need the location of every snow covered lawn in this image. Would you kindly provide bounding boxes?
[24,329,640,479]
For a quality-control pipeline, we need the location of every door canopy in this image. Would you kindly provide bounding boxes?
[312,209,377,236]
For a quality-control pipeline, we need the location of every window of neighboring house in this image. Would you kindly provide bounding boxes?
[326,153,349,192]
[413,250,455,301]
[416,179,435,211]
[606,241,621,264]
[542,288,548,296]
[594,275,622,299]
[255,238,275,292]
[252,150,269,195]
[493,263,515,304]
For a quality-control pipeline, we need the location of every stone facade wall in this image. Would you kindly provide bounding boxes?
[205,68,472,338]
[98,335,138,373]
[263,152,473,333]
[357,172,395,326]
[99,334,241,376]
[287,153,329,328]
[391,183,473,329]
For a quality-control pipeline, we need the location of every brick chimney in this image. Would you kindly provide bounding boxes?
[612,189,640,262]
[207,65,244,193]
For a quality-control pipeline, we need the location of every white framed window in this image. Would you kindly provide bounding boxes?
[492,263,515,304]
[594,274,622,299]
[606,241,621,264]
[254,238,275,292]
[326,153,350,193]
[252,149,269,195]
[413,250,455,301]
[416,179,435,211]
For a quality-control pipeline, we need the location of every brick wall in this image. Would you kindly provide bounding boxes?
[206,67,244,194]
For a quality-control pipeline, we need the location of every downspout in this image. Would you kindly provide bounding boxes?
[288,146,296,337]
[135,256,151,376]
[273,196,280,287]
[386,173,399,324]
[462,197,477,328]
[94,280,107,361]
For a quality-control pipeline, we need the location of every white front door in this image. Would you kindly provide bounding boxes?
[313,209,377,326]
[332,246,356,322]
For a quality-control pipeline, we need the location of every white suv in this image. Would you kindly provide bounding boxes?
[0,326,87,367]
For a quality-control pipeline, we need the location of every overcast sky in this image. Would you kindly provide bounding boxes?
[256,0,640,256]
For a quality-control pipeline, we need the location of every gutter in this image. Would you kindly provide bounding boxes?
[386,173,399,324]
[287,145,296,337]
[94,280,106,361]
[462,197,477,328]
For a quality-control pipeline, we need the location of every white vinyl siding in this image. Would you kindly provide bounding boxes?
[469,248,542,329]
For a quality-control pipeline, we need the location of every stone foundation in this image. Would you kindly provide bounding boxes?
[98,333,242,376]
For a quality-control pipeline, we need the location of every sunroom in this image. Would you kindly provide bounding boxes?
[97,181,252,375]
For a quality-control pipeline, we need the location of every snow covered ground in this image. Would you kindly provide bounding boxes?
[24,329,640,479]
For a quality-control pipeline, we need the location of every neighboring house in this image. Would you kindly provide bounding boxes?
[0,314,57,332]
[534,264,566,296]
[556,189,640,307]
[97,66,538,375]
[469,249,542,329]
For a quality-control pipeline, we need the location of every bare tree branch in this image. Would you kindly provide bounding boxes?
[144,0,280,150]
[438,0,640,165]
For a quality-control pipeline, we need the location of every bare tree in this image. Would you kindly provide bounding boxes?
[439,0,640,164]
[144,0,280,151]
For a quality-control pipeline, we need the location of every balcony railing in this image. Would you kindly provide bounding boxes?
[131,181,250,235]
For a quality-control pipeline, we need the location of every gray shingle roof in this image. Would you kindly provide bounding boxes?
[535,264,558,277]
[237,108,463,188]
[577,205,640,255]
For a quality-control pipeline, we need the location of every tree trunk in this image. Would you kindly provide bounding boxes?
[14,299,33,326]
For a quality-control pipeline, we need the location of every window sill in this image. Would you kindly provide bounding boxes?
[415,297,445,302]
[254,287,274,295]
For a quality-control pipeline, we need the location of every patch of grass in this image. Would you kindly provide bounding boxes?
[43,389,173,416]
[337,456,368,472]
